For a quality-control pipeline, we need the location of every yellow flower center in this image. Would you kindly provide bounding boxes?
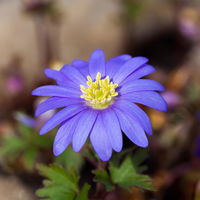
[80,72,118,109]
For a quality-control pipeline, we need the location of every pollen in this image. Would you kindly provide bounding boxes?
[80,72,118,109]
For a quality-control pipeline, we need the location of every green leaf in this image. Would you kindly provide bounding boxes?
[0,137,27,157]
[36,185,76,200]
[18,124,32,138]
[132,149,148,173]
[75,184,91,200]
[92,170,114,191]
[31,134,53,148]
[111,147,136,166]
[23,147,37,170]
[110,156,136,183]
[55,147,84,172]
[117,174,155,191]
[19,124,53,148]
[37,164,79,192]
[109,154,155,191]
[36,164,92,200]
[0,122,53,171]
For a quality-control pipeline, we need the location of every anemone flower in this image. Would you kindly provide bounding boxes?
[32,49,167,161]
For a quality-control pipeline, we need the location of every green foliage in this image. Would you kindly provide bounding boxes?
[185,82,200,103]
[109,156,155,191]
[75,184,91,200]
[23,147,38,170]
[55,147,84,172]
[92,169,114,191]
[0,137,27,158]
[131,149,148,173]
[19,124,53,148]
[123,0,144,20]
[92,149,155,192]
[36,164,91,200]
[0,124,53,170]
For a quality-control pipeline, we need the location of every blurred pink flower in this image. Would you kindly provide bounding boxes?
[178,8,199,40]
[179,19,198,39]
[162,91,181,109]
[6,75,23,94]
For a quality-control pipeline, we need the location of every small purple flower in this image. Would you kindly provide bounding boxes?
[32,49,167,161]
[14,110,55,129]
[14,112,36,128]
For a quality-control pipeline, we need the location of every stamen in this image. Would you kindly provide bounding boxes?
[80,72,118,109]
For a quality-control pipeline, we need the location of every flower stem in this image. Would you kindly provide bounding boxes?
[95,160,107,198]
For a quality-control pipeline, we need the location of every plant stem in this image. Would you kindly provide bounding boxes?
[95,160,107,198]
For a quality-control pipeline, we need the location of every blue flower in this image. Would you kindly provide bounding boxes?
[32,49,167,161]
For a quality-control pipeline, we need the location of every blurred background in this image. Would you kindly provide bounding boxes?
[0,0,200,199]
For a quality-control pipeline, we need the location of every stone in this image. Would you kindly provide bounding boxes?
[0,175,35,200]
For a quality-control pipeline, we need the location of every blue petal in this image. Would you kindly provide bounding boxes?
[44,68,61,80]
[120,64,156,85]
[101,109,122,152]
[120,79,165,94]
[90,114,112,161]
[89,49,106,79]
[114,108,148,147]
[113,57,149,84]
[61,65,87,86]
[122,91,168,112]
[44,69,78,88]
[114,99,152,135]
[40,104,85,135]
[106,54,132,78]
[35,97,82,117]
[72,59,87,67]
[53,113,82,156]
[32,85,81,98]
[72,109,98,152]
[72,59,89,76]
